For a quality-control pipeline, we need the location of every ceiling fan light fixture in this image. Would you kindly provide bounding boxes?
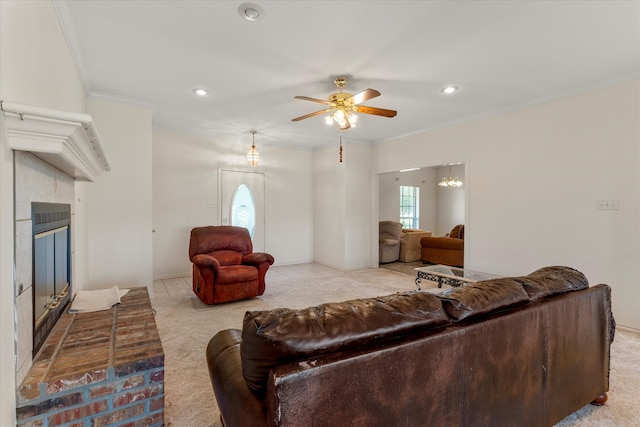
[292,75,397,129]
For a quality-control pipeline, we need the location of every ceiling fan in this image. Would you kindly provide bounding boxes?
[292,76,397,130]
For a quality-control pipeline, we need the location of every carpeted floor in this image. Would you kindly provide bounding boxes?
[151,263,640,427]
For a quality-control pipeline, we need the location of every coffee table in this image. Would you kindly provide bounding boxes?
[414,264,502,290]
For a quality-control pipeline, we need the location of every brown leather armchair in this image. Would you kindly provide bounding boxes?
[420,224,464,267]
[189,226,274,305]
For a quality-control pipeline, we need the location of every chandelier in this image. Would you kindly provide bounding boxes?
[438,165,463,187]
[246,130,260,167]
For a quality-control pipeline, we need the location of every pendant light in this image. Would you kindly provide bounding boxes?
[247,130,260,166]
[438,165,463,187]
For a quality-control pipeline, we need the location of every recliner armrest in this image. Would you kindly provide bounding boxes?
[243,252,275,266]
[192,254,221,270]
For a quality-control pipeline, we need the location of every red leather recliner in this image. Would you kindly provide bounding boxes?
[189,226,274,305]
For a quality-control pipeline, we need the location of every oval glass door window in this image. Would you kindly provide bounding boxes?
[230,183,256,237]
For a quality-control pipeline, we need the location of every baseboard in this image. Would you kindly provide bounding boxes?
[617,325,640,335]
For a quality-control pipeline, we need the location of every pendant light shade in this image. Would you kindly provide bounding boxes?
[247,130,260,166]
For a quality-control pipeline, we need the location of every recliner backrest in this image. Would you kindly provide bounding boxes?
[189,226,253,261]
[379,221,403,241]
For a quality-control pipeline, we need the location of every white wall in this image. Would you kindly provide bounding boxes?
[0,1,89,424]
[374,79,640,330]
[345,142,373,270]
[314,140,373,270]
[152,128,314,278]
[86,97,153,292]
[314,143,347,269]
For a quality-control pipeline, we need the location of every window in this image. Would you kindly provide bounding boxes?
[400,186,419,229]
[231,183,256,237]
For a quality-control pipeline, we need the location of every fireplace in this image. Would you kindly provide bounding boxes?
[31,202,71,356]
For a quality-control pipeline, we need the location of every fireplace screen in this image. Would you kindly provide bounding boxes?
[32,202,71,355]
[33,226,68,323]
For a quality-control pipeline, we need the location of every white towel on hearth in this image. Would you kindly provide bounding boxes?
[69,286,130,313]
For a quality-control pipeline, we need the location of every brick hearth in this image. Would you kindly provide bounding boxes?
[16,288,164,427]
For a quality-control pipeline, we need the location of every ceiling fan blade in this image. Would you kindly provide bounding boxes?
[347,89,381,105]
[355,105,397,118]
[294,96,332,105]
[291,109,331,122]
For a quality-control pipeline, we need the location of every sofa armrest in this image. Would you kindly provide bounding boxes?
[206,329,266,427]
[191,254,220,270]
[243,252,274,266]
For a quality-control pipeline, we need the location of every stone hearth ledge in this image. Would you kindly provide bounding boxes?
[16,288,164,427]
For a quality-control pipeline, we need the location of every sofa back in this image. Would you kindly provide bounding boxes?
[241,291,449,396]
[235,266,612,426]
[260,284,612,426]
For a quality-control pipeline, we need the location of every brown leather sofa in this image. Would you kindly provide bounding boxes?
[189,226,274,305]
[207,266,614,426]
[421,224,464,267]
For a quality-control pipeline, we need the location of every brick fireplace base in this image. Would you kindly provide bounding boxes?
[16,288,164,426]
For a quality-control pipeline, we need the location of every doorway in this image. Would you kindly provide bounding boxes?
[377,163,467,264]
[219,169,266,252]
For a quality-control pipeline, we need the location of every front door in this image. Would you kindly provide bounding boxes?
[220,169,265,252]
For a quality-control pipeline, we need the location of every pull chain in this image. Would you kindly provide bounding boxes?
[339,134,343,163]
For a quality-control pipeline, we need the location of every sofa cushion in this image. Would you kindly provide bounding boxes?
[512,265,589,301]
[240,291,449,396]
[438,278,530,321]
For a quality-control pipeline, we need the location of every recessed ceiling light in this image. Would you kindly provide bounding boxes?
[441,85,460,94]
[193,88,208,96]
[238,3,265,21]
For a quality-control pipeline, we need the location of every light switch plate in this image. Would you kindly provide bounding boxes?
[596,200,619,210]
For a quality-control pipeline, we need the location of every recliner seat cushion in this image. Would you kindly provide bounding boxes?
[216,265,258,284]
[240,291,449,395]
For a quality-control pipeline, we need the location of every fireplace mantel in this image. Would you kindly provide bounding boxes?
[1,101,110,182]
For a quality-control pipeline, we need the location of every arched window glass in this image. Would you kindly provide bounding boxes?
[231,183,256,237]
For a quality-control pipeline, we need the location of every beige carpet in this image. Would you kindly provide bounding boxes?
[151,263,640,427]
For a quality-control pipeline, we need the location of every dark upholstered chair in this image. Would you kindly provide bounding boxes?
[379,221,403,263]
[189,226,274,305]
[420,224,465,267]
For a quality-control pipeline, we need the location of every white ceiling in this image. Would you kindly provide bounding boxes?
[55,0,640,150]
